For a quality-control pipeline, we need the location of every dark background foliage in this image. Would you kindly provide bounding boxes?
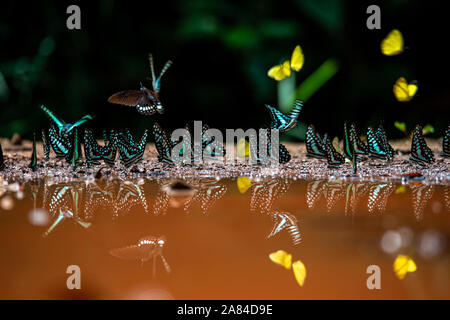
[0,0,449,140]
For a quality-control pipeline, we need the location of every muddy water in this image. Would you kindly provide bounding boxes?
[0,177,449,299]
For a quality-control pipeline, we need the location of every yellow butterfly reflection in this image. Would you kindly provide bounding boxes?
[269,250,307,287]
[393,255,417,279]
[269,250,292,270]
[381,29,404,56]
[268,45,305,81]
[237,177,252,194]
[393,77,418,102]
[292,260,307,287]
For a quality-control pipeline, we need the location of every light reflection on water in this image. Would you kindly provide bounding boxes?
[0,177,449,299]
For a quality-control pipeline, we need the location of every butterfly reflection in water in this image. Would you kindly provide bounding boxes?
[108,54,172,116]
[110,236,171,275]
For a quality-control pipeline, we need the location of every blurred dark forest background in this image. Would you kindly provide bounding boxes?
[0,0,449,141]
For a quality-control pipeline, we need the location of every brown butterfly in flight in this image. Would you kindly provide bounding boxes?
[108,53,172,115]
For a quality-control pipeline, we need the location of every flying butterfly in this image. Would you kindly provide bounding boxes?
[410,125,435,166]
[40,105,93,137]
[265,99,303,132]
[442,125,450,157]
[305,124,326,159]
[108,53,172,116]
[268,45,305,81]
[381,29,404,56]
[393,77,418,102]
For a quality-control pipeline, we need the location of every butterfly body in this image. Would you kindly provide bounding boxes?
[266,100,303,133]
[410,125,435,166]
[108,54,172,116]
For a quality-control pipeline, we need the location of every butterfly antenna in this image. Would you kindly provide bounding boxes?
[149,53,157,90]
[155,60,173,92]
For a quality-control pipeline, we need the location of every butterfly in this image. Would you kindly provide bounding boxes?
[442,125,450,157]
[108,53,172,116]
[305,124,326,159]
[267,211,302,246]
[84,128,103,167]
[342,122,359,173]
[393,255,416,280]
[393,77,418,102]
[40,105,93,137]
[350,123,368,156]
[377,124,395,161]
[29,132,38,171]
[116,129,148,167]
[265,99,303,132]
[153,122,175,165]
[367,126,386,159]
[48,125,72,159]
[381,29,404,56]
[102,130,119,166]
[325,136,344,169]
[0,141,4,170]
[69,129,83,167]
[268,45,305,81]
[410,125,435,166]
[201,123,226,159]
[269,250,292,269]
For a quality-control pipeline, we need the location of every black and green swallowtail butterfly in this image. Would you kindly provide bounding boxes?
[410,125,435,166]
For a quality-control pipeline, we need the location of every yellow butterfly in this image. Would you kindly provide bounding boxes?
[381,29,404,56]
[290,45,304,72]
[393,255,417,279]
[268,45,305,81]
[269,250,292,270]
[393,77,418,102]
[237,138,250,157]
[237,177,252,194]
[292,260,307,286]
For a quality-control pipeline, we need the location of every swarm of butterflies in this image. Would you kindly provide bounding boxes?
[0,46,448,172]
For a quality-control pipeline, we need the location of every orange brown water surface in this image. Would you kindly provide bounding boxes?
[0,176,449,299]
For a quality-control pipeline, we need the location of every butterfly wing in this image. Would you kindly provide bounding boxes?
[48,126,71,158]
[305,125,326,159]
[40,105,66,131]
[442,125,450,157]
[268,61,291,81]
[108,90,143,106]
[153,123,174,164]
[290,45,304,72]
[367,127,386,158]
[265,105,290,130]
[381,29,404,56]
[393,77,415,102]
[66,114,94,134]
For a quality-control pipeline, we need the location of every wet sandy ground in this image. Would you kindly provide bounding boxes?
[0,139,449,185]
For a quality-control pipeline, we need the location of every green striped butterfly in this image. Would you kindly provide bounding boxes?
[442,125,450,157]
[305,124,326,159]
[410,125,435,166]
[265,100,303,132]
[40,105,93,137]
